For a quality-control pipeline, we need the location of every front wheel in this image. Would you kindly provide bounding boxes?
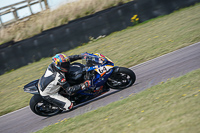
[30,94,62,117]
[107,67,136,89]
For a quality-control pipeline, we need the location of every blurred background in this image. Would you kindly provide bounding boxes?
[0,0,76,24]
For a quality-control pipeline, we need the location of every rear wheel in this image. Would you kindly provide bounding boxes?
[107,67,136,89]
[30,95,62,117]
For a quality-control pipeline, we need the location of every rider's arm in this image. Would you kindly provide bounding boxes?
[57,76,81,95]
[64,85,82,95]
[68,55,82,62]
[63,80,91,95]
[57,73,91,96]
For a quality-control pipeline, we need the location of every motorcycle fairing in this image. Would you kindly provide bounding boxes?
[23,79,39,94]
[94,65,114,77]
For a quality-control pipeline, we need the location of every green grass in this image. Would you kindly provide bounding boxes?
[36,68,200,133]
[0,3,200,116]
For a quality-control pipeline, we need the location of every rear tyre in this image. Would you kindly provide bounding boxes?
[30,94,62,117]
[107,67,136,89]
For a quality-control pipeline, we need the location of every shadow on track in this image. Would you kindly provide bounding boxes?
[42,83,139,119]
[62,83,139,114]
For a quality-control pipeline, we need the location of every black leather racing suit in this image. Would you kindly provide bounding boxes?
[38,55,83,110]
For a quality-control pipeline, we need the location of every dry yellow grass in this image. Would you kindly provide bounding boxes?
[0,0,132,45]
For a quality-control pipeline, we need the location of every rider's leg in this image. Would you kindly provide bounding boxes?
[38,88,73,110]
[42,93,73,110]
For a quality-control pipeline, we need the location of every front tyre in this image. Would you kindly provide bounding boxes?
[30,94,62,117]
[107,67,136,89]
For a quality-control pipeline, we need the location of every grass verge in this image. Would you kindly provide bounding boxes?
[0,3,200,116]
[36,68,200,133]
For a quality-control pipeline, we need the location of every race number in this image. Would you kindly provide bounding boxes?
[98,66,107,74]
[95,65,113,75]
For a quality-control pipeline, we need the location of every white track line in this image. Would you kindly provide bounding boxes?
[0,106,29,118]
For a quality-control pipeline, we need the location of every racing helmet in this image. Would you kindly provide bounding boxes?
[52,53,70,72]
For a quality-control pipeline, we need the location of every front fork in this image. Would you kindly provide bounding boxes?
[107,66,122,86]
[107,78,122,86]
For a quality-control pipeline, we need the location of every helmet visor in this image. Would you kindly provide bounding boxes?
[60,62,70,68]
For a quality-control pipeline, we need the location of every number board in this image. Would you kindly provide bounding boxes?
[95,65,113,75]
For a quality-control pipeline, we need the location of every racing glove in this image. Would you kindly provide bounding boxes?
[81,80,92,90]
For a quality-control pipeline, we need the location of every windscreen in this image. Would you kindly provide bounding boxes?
[82,55,105,67]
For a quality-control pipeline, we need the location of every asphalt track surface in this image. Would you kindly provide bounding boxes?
[0,42,200,133]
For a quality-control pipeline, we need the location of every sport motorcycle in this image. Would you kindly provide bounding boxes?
[23,53,136,116]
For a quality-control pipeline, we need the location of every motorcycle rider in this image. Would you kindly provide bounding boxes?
[38,53,91,111]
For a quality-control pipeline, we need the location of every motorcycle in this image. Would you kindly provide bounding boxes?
[23,53,136,116]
